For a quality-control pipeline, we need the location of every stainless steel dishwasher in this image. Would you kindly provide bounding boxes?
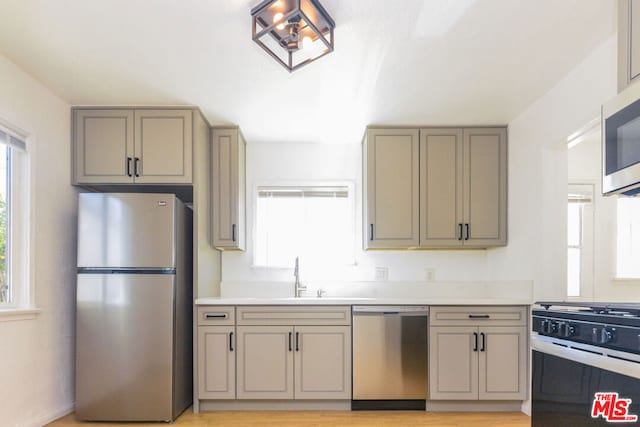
[352,306,429,410]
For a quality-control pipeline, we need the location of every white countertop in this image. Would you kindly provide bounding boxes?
[195,297,531,306]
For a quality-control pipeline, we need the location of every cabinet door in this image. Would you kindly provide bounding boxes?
[197,326,236,399]
[478,326,527,400]
[462,128,507,247]
[419,128,463,247]
[74,109,134,184]
[619,0,640,91]
[236,326,293,399]
[293,326,351,400]
[429,326,478,400]
[631,0,640,82]
[364,128,419,248]
[212,128,245,250]
[133,109,193,184]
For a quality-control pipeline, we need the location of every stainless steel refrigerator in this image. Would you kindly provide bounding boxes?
[75,193,192,422]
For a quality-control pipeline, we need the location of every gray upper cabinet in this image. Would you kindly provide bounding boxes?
[363,128,420,249]
[420,128,464,246]
[133,109,193,184]
[73,109,135,184]
[73,108,193,185]
[420,127,507,248]
[618,0,640,92]
[211,127,246,250]
[462,128,507,247]
[366,126,507,249]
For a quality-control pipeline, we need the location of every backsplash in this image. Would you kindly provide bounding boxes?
[220,280,533,302]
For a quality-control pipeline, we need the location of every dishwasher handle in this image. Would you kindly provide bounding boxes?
[353,306,429,316]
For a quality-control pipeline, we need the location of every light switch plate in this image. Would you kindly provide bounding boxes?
[375,266,389,281]
[425,268,435,282]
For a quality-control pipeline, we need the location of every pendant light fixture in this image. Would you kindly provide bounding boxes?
[251,0,335,72]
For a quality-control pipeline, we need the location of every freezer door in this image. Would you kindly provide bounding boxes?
[76,273,174,421]
[78,193,177,268]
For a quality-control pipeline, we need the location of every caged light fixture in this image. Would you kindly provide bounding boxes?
[251,0,336,72]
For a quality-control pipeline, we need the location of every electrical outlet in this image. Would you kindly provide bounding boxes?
[425,268,435,282]
[375,266,389,281]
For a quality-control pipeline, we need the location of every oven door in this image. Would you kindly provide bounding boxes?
[532,335,640,426]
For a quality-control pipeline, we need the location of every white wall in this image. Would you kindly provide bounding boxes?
[0,54,77,426]
[221,35,619,304]
[568,123,640,301]
[220,141,491,293]
[488,35,618,301]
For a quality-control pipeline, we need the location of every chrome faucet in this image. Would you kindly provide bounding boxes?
[294,256,307,297]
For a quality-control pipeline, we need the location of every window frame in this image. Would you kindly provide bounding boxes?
[251,180,357,269]
[615,196,640,280]
[566,183,595,301]
[0,121,31,315]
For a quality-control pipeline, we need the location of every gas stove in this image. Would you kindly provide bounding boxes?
[532,301,640,355]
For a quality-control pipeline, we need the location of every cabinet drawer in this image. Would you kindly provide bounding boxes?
[197,306,235,326]
[236,306,351,326]
[429,306,527,326]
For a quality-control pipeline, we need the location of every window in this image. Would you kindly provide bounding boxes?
[616,197,640,279]
[0,125,28,308]
[567,203,583,297]
[567,184,594,298]
[254,184,355,268]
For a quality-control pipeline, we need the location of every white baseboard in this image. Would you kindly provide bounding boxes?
[29,403,74,427]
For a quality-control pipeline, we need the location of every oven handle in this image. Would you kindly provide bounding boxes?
[531,334,640,380]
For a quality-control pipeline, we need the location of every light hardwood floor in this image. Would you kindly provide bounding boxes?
[47,409,530,427]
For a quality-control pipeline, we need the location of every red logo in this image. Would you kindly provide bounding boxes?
[592,392,638,423]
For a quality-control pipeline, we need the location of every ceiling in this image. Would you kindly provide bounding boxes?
[0,0,616,144]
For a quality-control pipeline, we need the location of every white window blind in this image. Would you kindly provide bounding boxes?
[0,129,27,151]
[254,185,354,268]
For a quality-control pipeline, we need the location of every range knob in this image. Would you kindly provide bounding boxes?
[539,319,559,335]
[592,327,615,344]
[557,322,575,338]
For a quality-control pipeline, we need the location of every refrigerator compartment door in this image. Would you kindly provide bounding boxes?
[78,193,177,268]
[75,273,174,421]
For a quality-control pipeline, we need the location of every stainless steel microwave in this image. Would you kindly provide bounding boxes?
[602,82,640,196]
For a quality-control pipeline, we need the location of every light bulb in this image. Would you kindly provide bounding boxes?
[302,36,312,50]
[273,12,285,30]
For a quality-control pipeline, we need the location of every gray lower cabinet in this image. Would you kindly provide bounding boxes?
[618,0,640,92]
[429,306,527,401]
[73,107,194,185]
[197,326,236,399]
[196,305,352,406]
[196,306,236,400]
[236,325,351,400]
[236,326,294,399]
[294,326,352,400]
